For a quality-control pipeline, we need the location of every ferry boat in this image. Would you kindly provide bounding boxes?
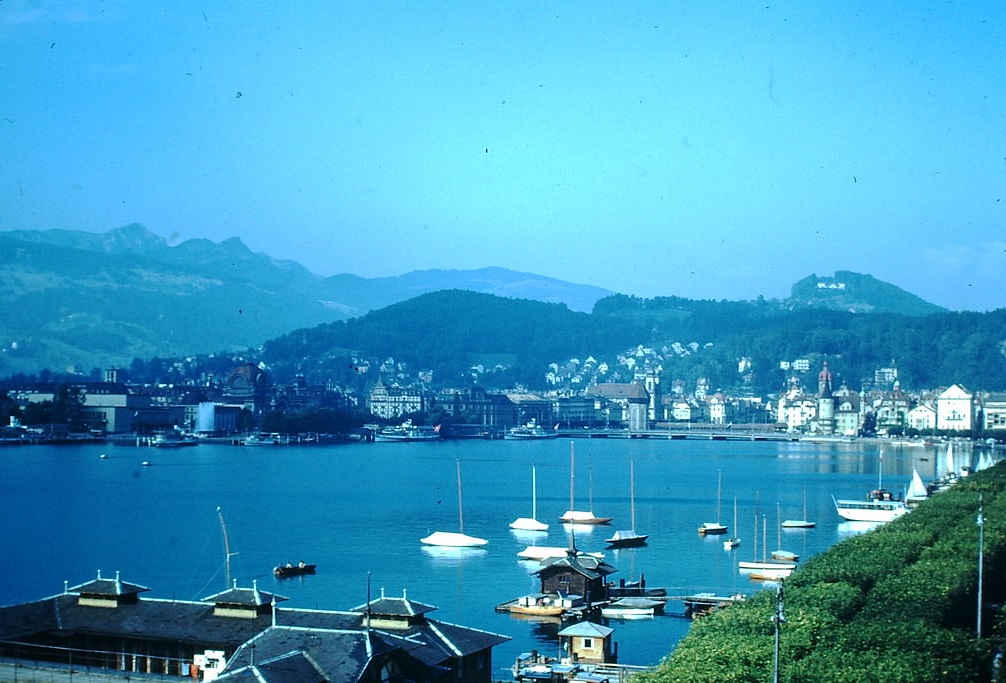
[505,419,558,440]
[832,489,908,523]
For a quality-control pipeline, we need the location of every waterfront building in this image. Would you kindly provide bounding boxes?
[0,572,508,683]
[936,384,975,432]
[982,393,1006,433]
[368,377,429,419]
[584,383,649,431]
[907,401,937,432]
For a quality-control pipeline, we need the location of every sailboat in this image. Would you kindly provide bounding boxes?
[606,460,648,547]
[770,502,798,562]
[739,512,795,573]
[905,467,929,507]
[421,459,488,547]
[697,470,728,535]
[781,488,816,528]
[510,465,549,532]
[559,441,612,525]
[722,496,741,550]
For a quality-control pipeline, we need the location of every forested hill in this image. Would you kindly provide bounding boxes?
[260,290,1006,394]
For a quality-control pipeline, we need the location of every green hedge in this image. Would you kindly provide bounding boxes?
[637,462,1006,682]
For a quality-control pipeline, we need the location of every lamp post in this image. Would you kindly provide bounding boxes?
[977,493,985,639]
[772,581,785,683]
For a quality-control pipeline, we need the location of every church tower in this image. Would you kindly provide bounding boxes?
[817,361,836,435]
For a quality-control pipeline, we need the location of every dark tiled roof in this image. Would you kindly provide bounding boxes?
[68,570,150,597]
[535,553,618,580]
[349,589,437,617]
[203,581,287,607]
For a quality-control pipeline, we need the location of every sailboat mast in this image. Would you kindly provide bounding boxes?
[531,465,538,519]
[630,460,636,529]
[569,441,575,511]
[217,506,233,587]
[717,469,723,523]
[456,459,464,534]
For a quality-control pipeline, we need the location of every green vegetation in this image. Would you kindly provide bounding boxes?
[638,465,1006,682]
[260,290,1006,393]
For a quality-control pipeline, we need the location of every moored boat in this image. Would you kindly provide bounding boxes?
[505,419,559,440]
[274,562,316,578]
[376,420,440,442]
[600,596,664,619]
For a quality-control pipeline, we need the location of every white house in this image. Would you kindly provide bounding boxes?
[907,402,937,432]
[936,384,974,432]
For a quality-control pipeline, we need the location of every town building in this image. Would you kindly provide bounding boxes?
[982,393,1006,433]
[936,384,975,432]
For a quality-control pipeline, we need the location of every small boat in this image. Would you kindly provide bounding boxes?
[600,596,664,619]
[505,419,559,440]
[510,465,549,532]
[697,470,728,535]
[781,488,816,528]
[141,460,152,467]
[507,592,582,617]
[151,429,199,447]
[723,496,741,550]
[274,562,316,578]
[606,460,647,547]
[558,441,612,525]
[770,502,798,561]
[242,432,287,446]
[421,460,488,548]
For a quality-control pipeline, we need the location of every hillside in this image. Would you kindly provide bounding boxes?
[256,290,1006,395]
[0,225,611,375]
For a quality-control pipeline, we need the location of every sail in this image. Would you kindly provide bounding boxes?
[906,467,928,502]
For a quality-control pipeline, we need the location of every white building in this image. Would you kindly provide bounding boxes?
[936,384,974,432]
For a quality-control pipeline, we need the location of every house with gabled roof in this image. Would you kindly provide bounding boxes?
[0,573,508,683]
[533,551,618,606]
[936,384,975,432]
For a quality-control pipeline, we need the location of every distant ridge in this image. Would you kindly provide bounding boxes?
[0,225,612,374]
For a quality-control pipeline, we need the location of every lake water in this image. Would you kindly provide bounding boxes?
[0,437,977,679]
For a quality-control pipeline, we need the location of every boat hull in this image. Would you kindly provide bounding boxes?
[559,510,612,525]
[833,498,908,523]
[420,531,488,547]
[274,564,316,578]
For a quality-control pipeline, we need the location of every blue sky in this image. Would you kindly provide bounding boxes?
[2,1,1004,311]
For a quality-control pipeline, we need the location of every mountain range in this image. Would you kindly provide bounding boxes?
[0,224,946,376]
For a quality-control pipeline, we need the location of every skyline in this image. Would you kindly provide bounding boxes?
[2,2,1004,312]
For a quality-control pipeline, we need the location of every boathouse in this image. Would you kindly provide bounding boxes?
[558,621,617,664]
[534,551,617,605]
[0,572,508,682]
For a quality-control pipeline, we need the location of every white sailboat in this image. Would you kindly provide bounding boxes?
[738,512,795,574]
[559,441,612,525]
[781,488,816,528]
[905,467,929,507]
[698,470,728,535]
[771,502,798,562]
[723,496,741,550]
[510,465,549,532]
[606,459,648,547]
[421,459,488,547]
